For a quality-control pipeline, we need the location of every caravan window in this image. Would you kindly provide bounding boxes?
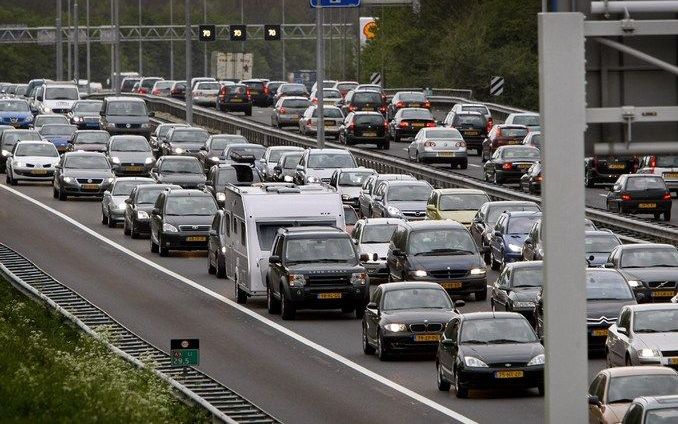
[241,222,246,246]
[222,212,231,236]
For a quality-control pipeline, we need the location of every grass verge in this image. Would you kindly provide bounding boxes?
[0,278,210,423]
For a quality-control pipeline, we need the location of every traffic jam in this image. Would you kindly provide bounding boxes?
[1,76,677,422]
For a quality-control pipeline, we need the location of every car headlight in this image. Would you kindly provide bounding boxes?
[527,354,545,366]
[412,270,427,278]
[43,107,52,113]
[216,192,226,202]
[137,210,149,219]
[63,176,75,184]
[288,274,306,287]
[351,272,367,286]
[106,122,115,128]
[110,156,120,164]
[1,149,10,157]
[173,147,184,154]
[514,301,536,309]
[464,356,489,368]
[24,115,33,122]
[627,280,642,288]
[384,323,408,332]
[386,205,403,217]
[144,157,155,165]
[638,348,661,359]
[209,156,220,162]
[141,123,150,128]
[72,116,81,122]
[162,223,178,232]
[470,268,486,276]
[221,246,226,254]
[283,175,294,183]
[306,176,319,183]
[341,194,351,200]
[508,243,522,252]
[14,161,25,168]
[106,177,115,184]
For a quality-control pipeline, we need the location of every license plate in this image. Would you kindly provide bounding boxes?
[231,98,242,102]
[411,103,420,107]
[186,236,206,242]
[608,163,626,170]
[518,164,532,169]
[363,107,375,111]
[638,203,657,209]
[362,132,377,137]
[439,152,456,157]
[31,169,48,175]
[669,357,678,365]
[663,172,678,179]
[413,123,425,127]
[324,120,335,126]
[414,334,440,342]
[318,292,342,299]
[124,166,144,172]
[495,370,524,379]
[464,131,479,136]
[82,184,99,190]
[441,281,462,289]
[250,91,259,95]
[652,290,675,297]
[507,140,522,144]
[592,329,608,337]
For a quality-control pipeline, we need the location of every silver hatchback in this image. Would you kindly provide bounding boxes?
[407,127,468,169]
[271,97,311,128]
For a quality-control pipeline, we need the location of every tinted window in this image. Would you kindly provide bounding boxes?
[399,93,425,102]
[0,101,29,112]
[460,318,537,343]
[165,196,217,216]
[308,153,356,168]
[621,247,678,268]
[282,99,311,108]
[407,229,476,256]
[311,108,343,118]
[507,216,540,234]
[401,109,433,120]
[455,115,484,126]
[107,101,147,116]
[607,375,678,404]
[585,234,621,253]
[110,138,150,152]
[361,224,399,243]
[354,115,385,125]
[586,271,634,300]
[625,177,667,191]
[159,159,202,174]
[217,166,261,185]
[388,184,432,201]
[226,145,265,160]
[72,102,102,113]
[512,115,540,126]
[45,86,79,100]
[353,92,382,103]
[382,288,452,310]
[64,155,109,169]
[285,237,356,263]
[244,81,264,90]
[170,130,209,143]
[425,129,462,139]
[439,193,489,211]
[511,267,543,287]
[141,79,162,89]
[14,143,58,157]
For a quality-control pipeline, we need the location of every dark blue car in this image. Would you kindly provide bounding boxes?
[38,124,77,154]
[0,99,33,129]
[489,210,542,270]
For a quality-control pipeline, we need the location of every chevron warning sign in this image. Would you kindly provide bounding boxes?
[490,76,504,96]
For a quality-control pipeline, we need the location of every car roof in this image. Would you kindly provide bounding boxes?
[380,282,448,291]
[161,155,200,161]
[280,96,310,101]
[602,366,676,378]
[113,177,154,183]
[352,111,384,115]
[307,148,352,154]
[462,312,526,320]
[404,220,466,230]
[627,303,678,312]
[267,145,303,151]
[502,210,542,218]
[433,188,487,196]
[165,189,210,197]
[632,395,678,408]
[486,200,539,208]
[375,173,416,181]
[496,124,529,129]
[618,243,676,251]
[105,96,146,102]
[383,179,430,187]
[504,260,543,270]
[359,217,405,226]
[64,151,106,157]
[336,167,375,173]
[454,111,483,115]
[281,226,345,236]
[585,230,616,237]
[136,183,180,191]
[15,140,53,145]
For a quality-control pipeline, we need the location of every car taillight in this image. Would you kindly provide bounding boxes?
[152,89,160,95]
[279,107,287,114]
[495,127,502,137]
[423,101,431,108]
[424,141,436,147]
[264,86,270,95]
[502,162,513,170]
[399,121,409,128]
[306,119,313,125]
[246,88,251,97]
[396,101,405,108]
[426,122,436,127]
[537,176,543,182]
[379,106,386,112]
[649,156,657,168]
[487,117,494,132]
[348,123,355,131]
[139,88,147,94]
[348,105,357,112]
[457,141,466,148]
[621,193,632,201]
[312,98,318,104]
[383,120,388,129]
[663,193,672,200]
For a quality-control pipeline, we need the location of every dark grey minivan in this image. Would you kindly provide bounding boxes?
[100,97,154,139]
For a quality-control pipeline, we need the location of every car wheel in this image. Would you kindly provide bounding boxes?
[376,330,389,361]
[150,236,159,253]
[665,210,672,222]
[58,187,67,201]
[130,222,140,239]
[280,292,295,320]
[208,258,216,274]
[158,236,169,257]
[490,250,500,271]
[538,384,545,397]
[355,304,365,319]
[101,213,109,225]
[493,172,502,185]
[483,246,491,265]
[437,362,451,391]
[454,369,469,399]
[235,281,248,304]
[123,219,131,235]
[475,288,487,301]
[53,187,59,199]
[654,212,662,220]
[458,160,468,170]
[382,139,390,150]
[362,324,376,355]
[625,355,633,366]
[216,255,226,278]
[267,285,281,314]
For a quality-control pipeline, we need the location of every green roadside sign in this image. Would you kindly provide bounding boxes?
[170,339,200,367]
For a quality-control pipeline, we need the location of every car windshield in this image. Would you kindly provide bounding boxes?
[40,125,76,136]
[2,132,41,145]
[621,247,678,268]
[137,188,168,204]
[645,408,678,424]
[311,108,344,118]
[75,132,109,145]
[585,235,621,254]
[507,216,540,234]
[586,271,634,300]
[282,99,310,108]
[112,181,145,196]
[282,153,302,168]
[511,267,543,287]
[354,114,384,125]
[382,288,451,311]
[353,92,382,103]
[439,193,489,211]
[626,177,667,191]
[121,79,140,90]
[0,101,29,112]
[285,237,356,263]
[460,318,537,344]
[196,82,220,90]
[14,143,58,157]
[401,110,433,120]
[487,204,540,225]
[462,105,489,115]
[344,207,358,225]
[225,146,265,160]
[64,155,109,169]
[15,86,27,96]
[45,86,79,100]
[456,115,484,126]
[110,138,150,152]
[633,309,678,333]
[308,153,356,169]
[387,185,431,202]
[281,84,306,93]
[165,196,217,216]
[426,129,462,139]
[502,148,540,160]
[339,171,373,187]
[35,116,69,126]
[160,159,202,174]
[171,130,209,143]
[361,224,399,244]
[73,102,102,113]
[500,128,529,138]
[400,93,425,102]
[607,375,678,404]
[268,149,298,163]
[210,136,248,150]
[256,220,335,251]
[106,101,147,116]
[512,115,540,126]
[408,229,477,256]
[655,155,678,167]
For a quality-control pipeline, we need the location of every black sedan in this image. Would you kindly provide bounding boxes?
[151,156,206,189]
[520,161,542,194]
[198,134,248,172]
[386,91,430,121]
[491,261,543,324]
[123,183,181,238]
[483,145,540,185]
[53,151,114,200]
[606,174,672,221]
[436,312,544,398]
[362,282,460,360]
[338,112,389,149]
[68,100,103,129]
[388,108,436,143]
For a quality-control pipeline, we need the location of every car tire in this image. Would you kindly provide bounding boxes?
[158,236,169,257]
[53,187,59,199]
[585,171,595,188]
[150,236,159,253]
[208,259,216,274]
[493,172,502,186]
[123,219,131,235]
[355,305,365,319]
[281,293,295,320]
[437,362,451,391]
[382,139,390,150]
[475,288,487,301]
[58,187,67,201]
[393,132,400,143]
[538,384,545,397]
[458,160,468,170]
[107,212,116,228]
[654,212,662,220]
[342,304,355,314]
[376,330,389,361]
[362,324,376,355]
[130,222,140,239]
[454,369,468,399]
[665,210,672,222]
[235,280,248,304]
[216,255,226,278]
[483,246,491,265]
[267,285,281,314]
[245,107,252,117]
[102,213,109,225]
[490,250,500,271]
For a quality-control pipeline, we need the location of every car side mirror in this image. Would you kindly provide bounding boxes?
[494,230,502,237]
[100,110,105,116]
[604,262,614,268]
[635,293,645,303]
[209,229,218,236]
[426,204,436,211]
[269,255,281,264]
[366,302,378,311]
[296,164,304,172]
[36,95,43,102]
[359,253,370,262]
[197,183,206,190]
[200,146,207,151]
[373,195,382,202]
[587,395,601,407]
[273,165,282,172]
[151,208,160,215]
[441,338,456,347]
[392,249,405,257]
[148,111,155,117]
[454,300,465,309]
[617,326,628,335]
[103,190,110,196]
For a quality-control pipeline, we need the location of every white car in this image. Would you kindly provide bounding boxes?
[407,127,468,169]
[638,155,678,195]
[504,112,541,132]
[5,140,60,185]
[35,84,80,114]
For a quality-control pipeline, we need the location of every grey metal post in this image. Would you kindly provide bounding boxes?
[138,0,143,75]
[203,0,208,77]
[328,8,333,77]
[281,0,286,80]
[110,0,114,90]
[241,0,245,53]
[538,12,588,424]
[114,0,120,95]
[67,0,71,81]
[86,0,90,95]
[185,0,193,125]
[316,5,325,148]
[56,0,63,80]
[73,0,79,83]
[170,0,174,80]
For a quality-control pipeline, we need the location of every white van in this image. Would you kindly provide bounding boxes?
[35,84,80,114]
[220,183,345,303]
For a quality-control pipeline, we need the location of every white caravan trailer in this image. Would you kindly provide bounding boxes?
[221,183,345,303]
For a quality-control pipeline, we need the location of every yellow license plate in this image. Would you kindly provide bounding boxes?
[324,120,335,126]
[669,357,678,365]
[31,169,48,175]
[508,140,522,144]
[495,370,524,379]
[608,163,626,169]
[82,184,99,190]
[363,108,375,111]
[638,203,657,209]
[186,236,206,242]
[663,172,678,179]
[465,131,479,136]
[652,290,675,297]
[439,152,455,157]
[231,98,242,102]
[592,329,608,337]
[318,292,342,299]
[362,132,377,137]
[441,281,462,289]
[414,334,440,342]
[518,164,532,169]
[125,166,144,171]
[411,103,420,107]
[250,91,259,95]
[413,123,425,127]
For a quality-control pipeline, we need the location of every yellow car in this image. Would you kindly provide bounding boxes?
[425,188,490,226]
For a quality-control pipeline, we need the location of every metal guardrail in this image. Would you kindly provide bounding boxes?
[0,244,280,424]
[134,94,678,245]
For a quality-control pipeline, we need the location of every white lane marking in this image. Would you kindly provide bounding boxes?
[598,194,607,198]
[469,164,480,168]
[0,184,478,424]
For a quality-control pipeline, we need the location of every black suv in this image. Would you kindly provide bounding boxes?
[150,189,218,256]
[443,111,487,155]
[216,83,252,116]
[386,220,488,300]
[339,112,389,149]
[266,227,370,320]
[123,183,181,238]
[584,155,638,188]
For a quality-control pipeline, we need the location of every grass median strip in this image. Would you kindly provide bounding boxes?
[0,278,210,423]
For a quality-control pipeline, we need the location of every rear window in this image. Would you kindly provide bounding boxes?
[625,177,667,191]
[501,147,540,160]
[499,127,528,138]
[226,85,248,94]
[244,81,264,90]
[354,114,385,125]
[197,82,221,90]
[281,84,306,93]
[353,92,382,103]
[455,115,485,126]
[425,129,462,139]
[121,79,140,90]
[400,93,425,102]
[282,99,311,108]
[154,81,173,89]
[462,105,489,115]
[336,83,358,91]
[312,108,343,118]
[141,79,162,89]
[401,109,433,120]
[512,115,540,126]
[655,155,678,168]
